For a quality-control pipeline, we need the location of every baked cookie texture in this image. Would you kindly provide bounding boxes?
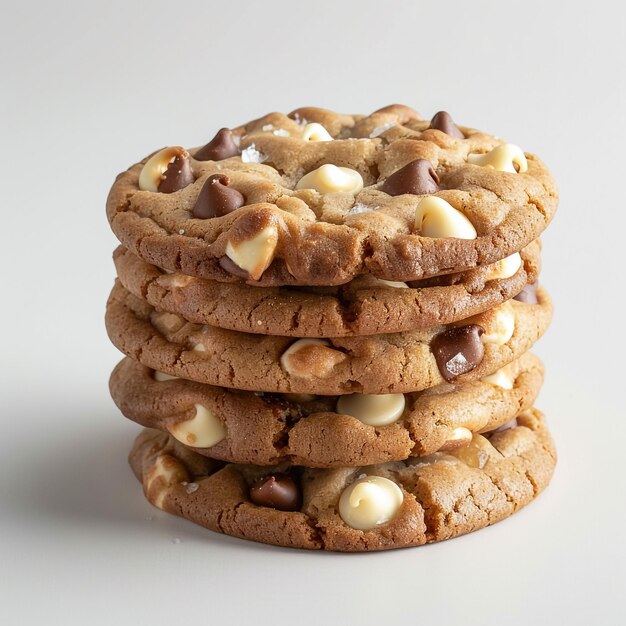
[111,353,543,467]
[106,107,557,286]
[129,409,556,551]
[105,281,552,394]
[104,104,558,551]
[113,239,541,337]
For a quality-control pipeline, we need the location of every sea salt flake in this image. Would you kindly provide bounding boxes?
[348,203,377,215]
[178,229,185,235]
[369,121,397,138]
[241,144,267,163]
[262,124,274,131]
[273,128,289,137]
[292,113,308,127]
[447,352,469,376]
[185,482,199,494]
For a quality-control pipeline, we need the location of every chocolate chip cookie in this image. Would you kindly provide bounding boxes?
[105,281,552,394]
[106,107,557,286]
[113,239,541,337]
[129,408,556,551]
[111,353,543,467]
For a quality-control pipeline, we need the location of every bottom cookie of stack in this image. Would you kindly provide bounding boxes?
[130,409,556,552]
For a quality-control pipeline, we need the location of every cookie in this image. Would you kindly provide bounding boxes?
[111,353,543,467]
[113,239,541,337]
[106,107,558,287]
[129,408,556,551]
[105,281,552,394]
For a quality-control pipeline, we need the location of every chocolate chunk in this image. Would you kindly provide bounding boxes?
[429,111,464,139]
[381,159,440,196]
[514,282,539,304]
[218,255,252,280]
[194,128,240,161]
[157,152,194,193]
[249,474,301,512]
[431,324,485,382]
[192,175,245,219]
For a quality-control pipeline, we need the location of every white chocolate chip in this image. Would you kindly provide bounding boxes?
[370,278,409,289]
[167,404,226,449]
[369,121,396,138]
[280,338,346,379]
[336,393,405,427]
[139,147,188,192]
[192,342,206,352]
[295,164,364,194]
[144,454,189,509]
[467,143,528,173]
[482,368,514,390]
[339,476,404,530]
[151,311,186,334]
[301,122,333,142]
[440,427,474,450]
[482,303,515,346]
[414,196,477,239]
[162,273,194,289]
[225,224,279,281]
[448,434,498,469]
[484,253,523,281]
[153,370,179,382]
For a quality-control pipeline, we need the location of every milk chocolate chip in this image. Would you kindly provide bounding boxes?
[429,111,464,138]
[249,474,301,511]
[381,159,440,196]
[431,324,485,382]
[192,174,245,219]
[514,282,539,304]
[158,152,194,193]
[194,128,240,161]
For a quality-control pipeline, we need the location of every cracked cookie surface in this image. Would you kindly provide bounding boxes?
[113,240,540,337]
[107,107,557,286]
[129,408,556,551]
[106,281,552,395]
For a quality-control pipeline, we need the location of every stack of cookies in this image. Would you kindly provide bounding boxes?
[106,105,558,551]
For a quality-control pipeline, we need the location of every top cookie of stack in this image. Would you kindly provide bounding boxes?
[107,105,557,293]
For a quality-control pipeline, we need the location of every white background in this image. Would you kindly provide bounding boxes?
[1,1,624,624]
